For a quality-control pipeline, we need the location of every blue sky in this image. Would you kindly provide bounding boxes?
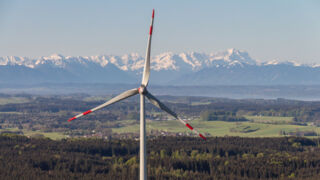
[0,0,319,63]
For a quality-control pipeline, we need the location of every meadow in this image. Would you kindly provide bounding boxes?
[112,116,320,138]
[0,127,66,140]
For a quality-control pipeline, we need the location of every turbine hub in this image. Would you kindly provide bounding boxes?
[138,86,147,94]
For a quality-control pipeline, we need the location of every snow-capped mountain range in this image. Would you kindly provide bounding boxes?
[1,49,320,85]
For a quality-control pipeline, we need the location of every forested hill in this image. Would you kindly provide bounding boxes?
[0,135,320,179]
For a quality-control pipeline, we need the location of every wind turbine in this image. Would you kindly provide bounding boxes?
[68,9,206,180]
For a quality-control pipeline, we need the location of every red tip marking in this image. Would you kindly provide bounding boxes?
[149,26,153,35]
[199,133,206,140]
[83,110,92,115]
[186,123,193,130]
[68,117,76,122]
[152,9,155,18]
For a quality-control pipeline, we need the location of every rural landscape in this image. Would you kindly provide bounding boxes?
[1,93,320,179]
[1,93,320,139]
[1,0,320,179]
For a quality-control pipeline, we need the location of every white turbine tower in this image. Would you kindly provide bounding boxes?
[68,9,206,180]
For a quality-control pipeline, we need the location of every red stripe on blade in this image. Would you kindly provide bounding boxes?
[199,133,206,140]
[185,123,193,130]
[152,9,155,18]
[68,117,76,122]
[83,110,92,115]
[149,26,153,35]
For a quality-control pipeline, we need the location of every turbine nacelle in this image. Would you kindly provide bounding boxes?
[138,85,147,95]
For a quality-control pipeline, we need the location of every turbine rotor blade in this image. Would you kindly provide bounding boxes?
[141,9,155,87]
[144,91,206,140]
[68,88,139,122]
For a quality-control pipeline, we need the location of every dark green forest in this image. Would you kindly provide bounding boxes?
[1,134,320,179]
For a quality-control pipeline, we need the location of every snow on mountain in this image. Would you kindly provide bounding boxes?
[313,64,320,68]
[0,49,261,71]
[1,49,319,85]
[0,56,35,68]
[209,48,256,65]
[264,59,302,67]
[264,59,280,66]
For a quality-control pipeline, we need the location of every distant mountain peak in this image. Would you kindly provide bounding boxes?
[212,48,256,65]
[44,53,64,60]
[264,59,302,67]
[227,48,237,54]
[265,59,280,65]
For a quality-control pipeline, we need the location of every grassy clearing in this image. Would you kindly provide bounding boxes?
[230,124,260,133]
[245,115,294,124]
[112,124,140,133]
[191,102,212,106]
[0,128,66,140]
[190,120,320,137]
[0,97,30,105]
[83,96,111,102]
[0,112,24,114]
[23,131,66,140]
[0,128,20,132]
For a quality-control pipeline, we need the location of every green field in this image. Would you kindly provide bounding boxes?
[0,128,66,140]
[23,131,66,140]
[0,112,24,114]
[0,97,30,105]
[112,117,320,138]
[83,96,112,102]
[191,101,212,106]
[245,115,294,124]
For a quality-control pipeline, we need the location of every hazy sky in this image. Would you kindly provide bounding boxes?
[0,0,319,63]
